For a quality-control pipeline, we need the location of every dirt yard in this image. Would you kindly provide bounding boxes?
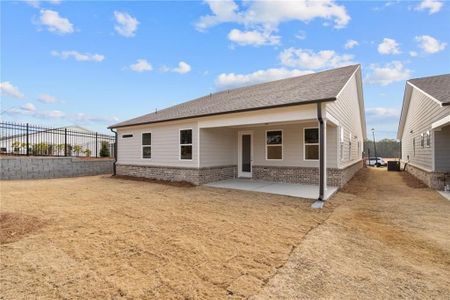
[1,168,449,299]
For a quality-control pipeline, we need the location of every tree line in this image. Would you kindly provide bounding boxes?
[364,139,401,159]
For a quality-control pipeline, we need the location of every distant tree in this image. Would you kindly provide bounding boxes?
[73,145,82,157]
[56,144,65,156]
[99,141,110,157]
[83,148,92,157]
[364,139,400,158]
[32,143,49,156]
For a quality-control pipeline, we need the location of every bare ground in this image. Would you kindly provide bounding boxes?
[0,175,335,299]
[0,168,449,299]
[254,168,450,299]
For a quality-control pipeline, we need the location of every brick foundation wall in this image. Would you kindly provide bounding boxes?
[405,163,448,190]
[253,160,363,187]
[116,164,236,185]
[0,157,114,180]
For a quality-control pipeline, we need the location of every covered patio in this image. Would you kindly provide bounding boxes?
[205,178,338,200]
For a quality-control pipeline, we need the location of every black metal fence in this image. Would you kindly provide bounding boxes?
[0,121,115,158]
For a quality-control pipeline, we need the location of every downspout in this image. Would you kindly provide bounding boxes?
[317,102,325,201]
[109,128,117,176]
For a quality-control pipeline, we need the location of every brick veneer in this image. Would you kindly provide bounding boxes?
[117,161,362,187]
[253,160,363,187]
[405,163,448,190]
[116,164,236,185]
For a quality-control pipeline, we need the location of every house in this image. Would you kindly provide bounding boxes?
[109,64,366,200]
[397,73,450,190]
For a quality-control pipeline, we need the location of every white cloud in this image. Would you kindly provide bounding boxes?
[344,39,359,49]
[5,106,118,123]
[161,61,192,74]
[228,29,280,46]
[279,47,354,70]
[0,82,25,99]
[26,0,61,8]
[114,11,139,38]
[173,61,191,74]
[51,50,105,62]
[21,102,37,112]
[295,30,306,40]
[38,93,61,103]
[366,107,400,118]
[39,9,73,34]
[366,61,412,86]
[196,0,350,31]
[129,59,152,72]
[215,68,313,89]
[377,38,401,55]
[415,0,443,14]
[415,35,447,53]
[409,51,418,57]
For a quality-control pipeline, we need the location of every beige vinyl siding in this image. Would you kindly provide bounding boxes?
[215,123,338,168]
[401,88,450,171]
[117,121,198,168]
[435,125,450,172]
[199,128,237,167]
[326,73,364,169]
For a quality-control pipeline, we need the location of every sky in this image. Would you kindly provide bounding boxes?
[1,0,449,137]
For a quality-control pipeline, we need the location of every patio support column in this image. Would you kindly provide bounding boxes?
[317,102,327,201]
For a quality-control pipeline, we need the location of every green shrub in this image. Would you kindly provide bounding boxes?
[99,141,110,157]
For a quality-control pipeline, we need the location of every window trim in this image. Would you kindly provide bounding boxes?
[303,127,319,161]
[426,130,431,148]
[420,133,424,148]
[179,128,193,161]
[141,132,152,160]
[265,129,283,161]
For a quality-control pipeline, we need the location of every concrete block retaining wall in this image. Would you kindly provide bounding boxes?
[405,163,448,190]
[0,157,114,180]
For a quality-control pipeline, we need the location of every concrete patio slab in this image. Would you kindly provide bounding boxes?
[438,191,450,201]
[205,179,338,200]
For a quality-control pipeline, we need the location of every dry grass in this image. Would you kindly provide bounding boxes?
[0,175,333,299]
[0,213,47,244]
[255,168,450,299]
[1,168,449,299]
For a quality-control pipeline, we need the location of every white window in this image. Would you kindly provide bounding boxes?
[304,128,319,160]
[420,133,424,148]
[266,130,282,160]
[142,133,151,159]
[426,131,431,147]
[180,129,192,160]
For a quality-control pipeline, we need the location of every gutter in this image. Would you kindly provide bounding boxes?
[317,102,325,202]
[109,128,118,176]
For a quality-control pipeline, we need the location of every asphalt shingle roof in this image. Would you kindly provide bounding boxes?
[408,73,450,105]
[110,64,360,128]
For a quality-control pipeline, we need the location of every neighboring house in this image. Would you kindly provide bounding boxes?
[109,65,367,200]
[0,125,113,157]
[397,74,450,190]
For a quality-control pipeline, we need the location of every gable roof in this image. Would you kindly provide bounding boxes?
[407,74,450,106]
[397,73,450,139]
[110,64,360,128]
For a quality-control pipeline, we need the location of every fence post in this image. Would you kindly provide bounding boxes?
[64,128,67,156]
[26,123,29,156]
[95,132,98,157]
